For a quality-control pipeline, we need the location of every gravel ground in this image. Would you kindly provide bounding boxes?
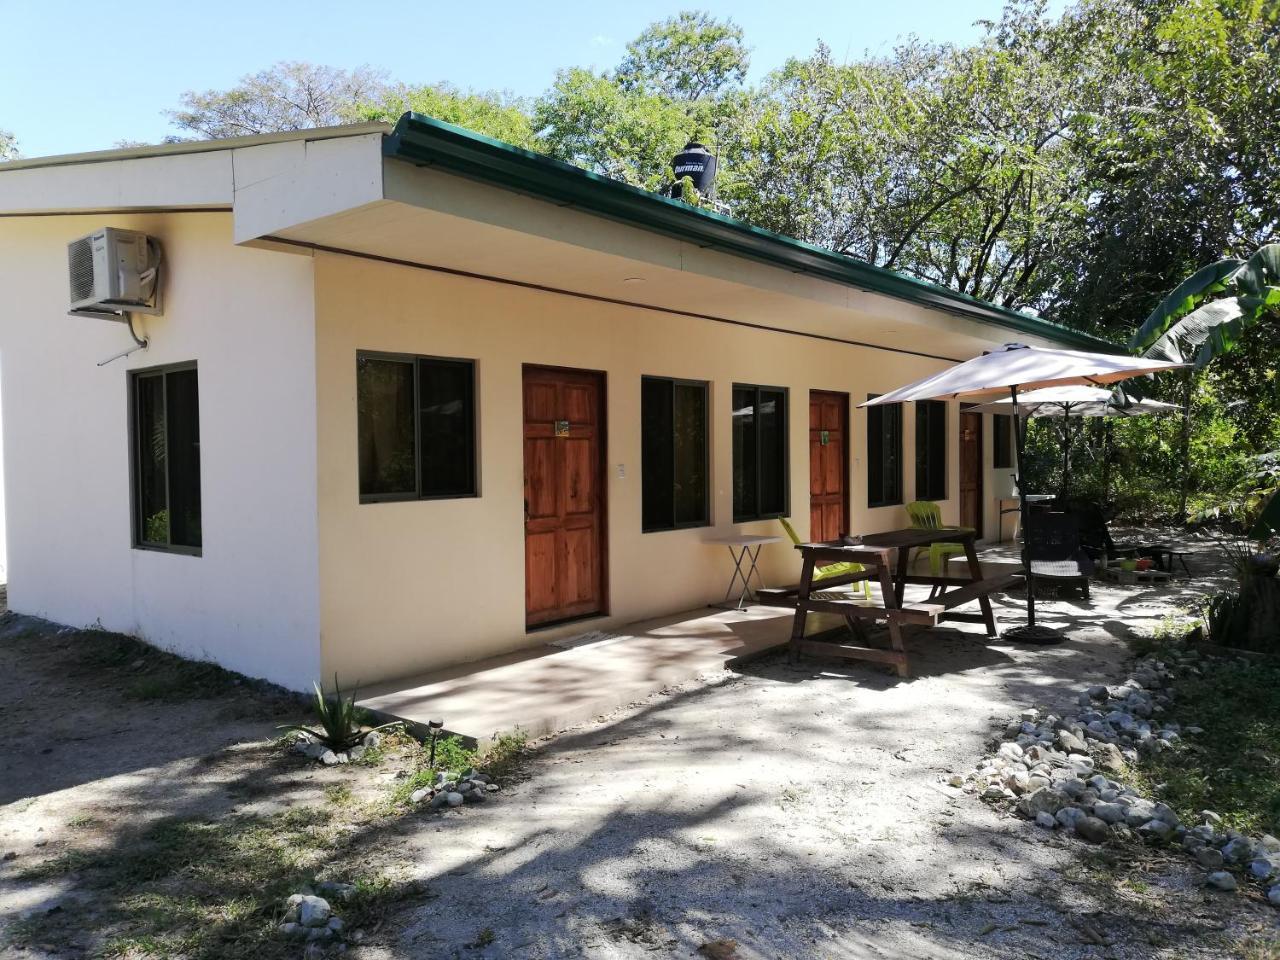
[358,535,1273,959]
[3,533,1276,959]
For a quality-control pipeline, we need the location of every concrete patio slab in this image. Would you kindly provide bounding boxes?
[357,605,800,740]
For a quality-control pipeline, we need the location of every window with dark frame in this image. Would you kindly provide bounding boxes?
[131,363,202,553]
[993,414,1014,468]
[732,383,788,522]
[357,352,477,502]
[641,376,710,532]
[866,395,902,507]
[915,400,948,501]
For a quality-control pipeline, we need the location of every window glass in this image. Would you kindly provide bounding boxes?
[867,396,903,507]
[672,381,708,526]
[136,373,168,545]
[642,377,708,531]
[418,358,475,498]
[357,353,478,502]
[915,400,947,501]
[166,368,202,548]
[641,378,674,530]
[357,356,418,498]
[132,365,201,552]
[733,384,788,522]
[993,415,1014,468]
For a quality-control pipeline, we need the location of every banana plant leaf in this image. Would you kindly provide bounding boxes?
[1128,258,1243,354]
[1192,286,1280,368]
[1234,243,1280,298]
[1143,299,1244,363]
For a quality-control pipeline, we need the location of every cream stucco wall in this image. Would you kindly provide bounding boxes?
[0,213,321,690]
[315,251,1013,685]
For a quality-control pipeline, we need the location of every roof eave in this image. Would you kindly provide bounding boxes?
[384,112,1117,354]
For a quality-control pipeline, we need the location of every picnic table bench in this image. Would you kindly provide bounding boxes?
[757,528,1021,678]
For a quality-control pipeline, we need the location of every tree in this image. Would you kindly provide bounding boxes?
[0,129,16,161]
[1130,244,1280,518]
[535,12,751,190]
[615,10,749,101]
[168,62,387,139]
[359,83,535,148]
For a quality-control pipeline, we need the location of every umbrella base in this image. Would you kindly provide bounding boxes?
[1003,623,1065,645]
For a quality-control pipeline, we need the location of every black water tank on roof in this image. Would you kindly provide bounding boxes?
[670,141,717,196]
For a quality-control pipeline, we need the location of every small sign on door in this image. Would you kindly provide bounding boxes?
[820,430,830,446]
[554,420,570,437]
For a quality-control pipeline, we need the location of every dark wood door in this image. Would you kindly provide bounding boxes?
[523,366,607,628]
[809,391,849,542]
[960,412,983,534]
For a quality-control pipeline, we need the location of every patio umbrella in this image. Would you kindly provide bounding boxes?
[861,343,1187,643]
[967,386,1182,499]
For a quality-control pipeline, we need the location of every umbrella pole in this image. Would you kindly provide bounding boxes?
[1012,385,1036,628]
[1059,406,1072,502]
[1005,385,1063,644]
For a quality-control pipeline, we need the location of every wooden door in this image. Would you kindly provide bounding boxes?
[809,391,849,542]
[523,366,607,628]
[960,412,983,534]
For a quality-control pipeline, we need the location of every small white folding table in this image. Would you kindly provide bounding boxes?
[705,534,781,610]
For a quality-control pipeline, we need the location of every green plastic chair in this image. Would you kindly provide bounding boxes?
[905,500,971,578]
[778,518,873,600]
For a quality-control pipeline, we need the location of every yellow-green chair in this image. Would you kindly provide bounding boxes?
[906,500,970,578]
[778,518,873,600]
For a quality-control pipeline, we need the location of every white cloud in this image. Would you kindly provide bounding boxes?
[589,34,616,48]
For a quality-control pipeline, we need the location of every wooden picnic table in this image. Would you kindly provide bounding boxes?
[757,527,1020,678]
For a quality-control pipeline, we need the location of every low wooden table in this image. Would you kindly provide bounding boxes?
[758,528,1020,678]
[1098,563,1171,585]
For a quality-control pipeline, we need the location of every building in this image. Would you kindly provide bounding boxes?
[0,114,1113,692]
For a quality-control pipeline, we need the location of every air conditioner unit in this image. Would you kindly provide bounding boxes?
[67,227,162,318]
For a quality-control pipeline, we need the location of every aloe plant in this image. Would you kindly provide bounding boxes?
[279,675,399,752]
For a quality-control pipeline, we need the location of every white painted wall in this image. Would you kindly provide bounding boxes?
[0,213,321,690]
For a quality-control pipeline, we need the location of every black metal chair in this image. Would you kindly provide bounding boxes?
[1025,511,1094,599]
[1060,498,1141,565]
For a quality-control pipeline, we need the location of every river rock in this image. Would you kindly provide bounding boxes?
[1206,871,1237,892]
[1093,802,1126,825]
[1075,816,1110,844]
[1056,730,1089,755]
[1017,787,1065,819]
[297,896,331,928]
[1194,847,1225,870]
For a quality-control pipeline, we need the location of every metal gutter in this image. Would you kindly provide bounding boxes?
[384,113,1116,353]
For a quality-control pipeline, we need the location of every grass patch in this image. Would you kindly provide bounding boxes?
[8,806,427,959]
[1131,651,1280,835]
[65,626,295,706]
[385,730,529,810]
[324,784,356,807]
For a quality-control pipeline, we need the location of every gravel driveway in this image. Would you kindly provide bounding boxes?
[361,543,1262,959]
[4,535,1269,959]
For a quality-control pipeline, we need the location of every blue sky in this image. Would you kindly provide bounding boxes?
[3,0,1051,157]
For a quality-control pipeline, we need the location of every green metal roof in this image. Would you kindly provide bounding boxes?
[384,113,1116,353]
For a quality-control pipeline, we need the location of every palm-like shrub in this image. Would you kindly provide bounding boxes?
[279,676,399,752]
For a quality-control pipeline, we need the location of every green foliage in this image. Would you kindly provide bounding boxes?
[151,6,1280,522]
[0,129,16,161]
[1133,655,1280,836]
[359,83,534,148]
[615,10,749,101]
[278,676,399,752]
[1201,591,1239,645]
